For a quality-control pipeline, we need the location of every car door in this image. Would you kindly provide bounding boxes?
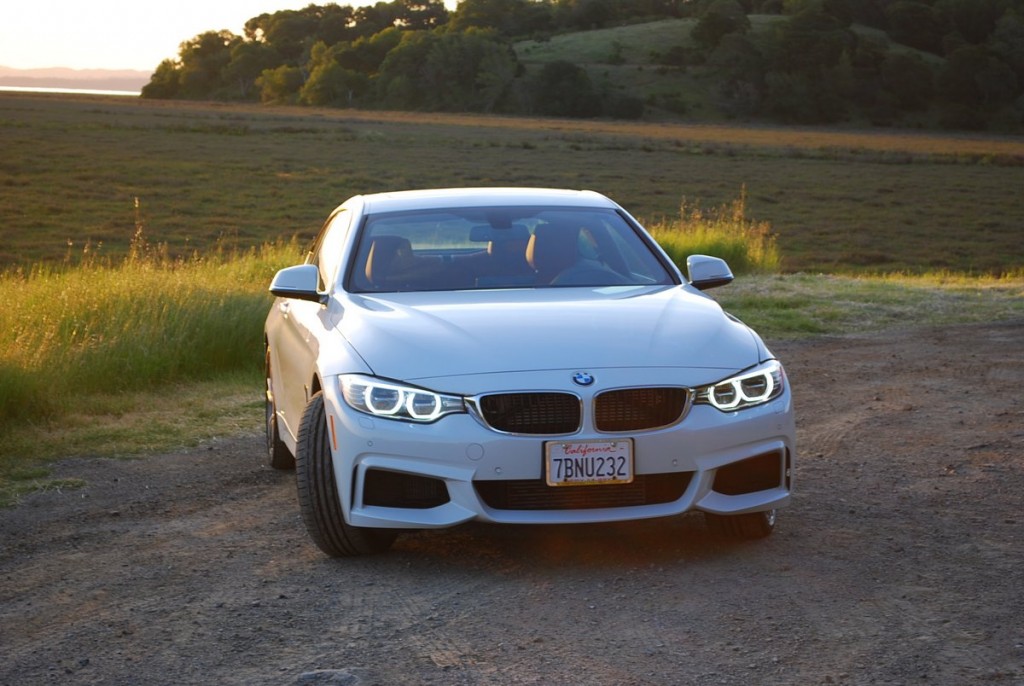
[273,209,352,442]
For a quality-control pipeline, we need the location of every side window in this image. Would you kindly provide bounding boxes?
[309,210,352,290]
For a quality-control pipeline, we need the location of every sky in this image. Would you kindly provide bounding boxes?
[1,1,455,73]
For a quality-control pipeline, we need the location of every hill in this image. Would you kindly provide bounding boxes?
[136,1,1024,133]
[515,17,716,119]
[0,66,149,93]
[515,15,1017,129]
[515,18,709,118]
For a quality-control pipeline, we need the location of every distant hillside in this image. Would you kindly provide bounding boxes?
[0,66,149,92]
[518,14,1020,130]
[136,0,1024,132]
[515,17,715,119]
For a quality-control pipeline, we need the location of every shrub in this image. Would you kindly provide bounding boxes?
[646,190,781,276]
[531,61,602,117]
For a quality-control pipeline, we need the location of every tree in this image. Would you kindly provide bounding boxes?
[990,9,1024,82]
[257,65,305,104]
[692,0,750,51]
[223,41,280,99]
[352,1,402,36]
[709,33,766,115]
[935,0,1006,45]
[884,1,946,55]
[560,0,618,29]
[316,4,358,45]
[176,30,241,99]
[762,7,854,125]
[769,6,854,73]
[245,8,319,63]
[421,31,494,110]
[301,62,369,106]
[475,41,523,112]
[881,53,935,110]
[376,28,522,112]
[395,0,450,30]
[940,45,1019,107]
[376,31,435,108]
[141,59,181,99]
[531,60,601,117]
[449,0,552,37]
[334,27,404,74]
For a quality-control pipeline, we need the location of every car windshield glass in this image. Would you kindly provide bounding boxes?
[346,206,674,293]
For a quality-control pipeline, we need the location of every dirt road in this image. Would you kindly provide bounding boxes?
[2,321,1022,685]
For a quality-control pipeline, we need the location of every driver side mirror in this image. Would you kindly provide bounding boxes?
[269,264,326,304]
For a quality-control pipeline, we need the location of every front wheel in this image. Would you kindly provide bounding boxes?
[295,392,397,557]
[704,509,776,539]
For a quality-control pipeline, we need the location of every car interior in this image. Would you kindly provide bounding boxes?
[347,208,672,292]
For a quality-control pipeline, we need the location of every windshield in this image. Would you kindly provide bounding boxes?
[346,206,674,293]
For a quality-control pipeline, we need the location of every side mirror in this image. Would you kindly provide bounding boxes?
[269,264,326,304]
[686,255,734,290]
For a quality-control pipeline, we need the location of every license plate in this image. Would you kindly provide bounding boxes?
[545,439,634,487]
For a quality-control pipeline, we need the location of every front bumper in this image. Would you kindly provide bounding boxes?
[320,376,795,529]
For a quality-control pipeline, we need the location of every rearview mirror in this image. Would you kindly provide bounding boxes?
[686,255,734,290]
[269,264,326,303]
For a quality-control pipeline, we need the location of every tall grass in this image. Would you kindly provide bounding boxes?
[2,221,1022,506]
[0,190,769,427]
[0,238,301,424]
[647,189,781,274]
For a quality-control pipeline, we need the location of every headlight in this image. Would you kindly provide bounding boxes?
[340,375,465,422]
[695,360,785,411]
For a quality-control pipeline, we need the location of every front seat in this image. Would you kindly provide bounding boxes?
[526,223,579,284]
[487,224,532,276]
[364,235,415,288]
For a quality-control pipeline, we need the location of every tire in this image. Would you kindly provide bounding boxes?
[295,391,398,557]
[265,350,295,470]
[704,509,776,539]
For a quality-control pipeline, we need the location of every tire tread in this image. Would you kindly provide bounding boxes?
[295,392,396,557]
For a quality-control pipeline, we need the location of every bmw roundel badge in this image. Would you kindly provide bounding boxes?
[572,371,594,386]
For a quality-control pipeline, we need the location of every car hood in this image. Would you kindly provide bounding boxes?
[336,285,760,382]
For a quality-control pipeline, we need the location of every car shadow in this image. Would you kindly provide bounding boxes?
[388,514,762,570]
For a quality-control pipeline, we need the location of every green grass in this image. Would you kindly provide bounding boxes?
[2,92,1023,274]
[0,239,300,419]
[717,272,1024,340]
[2,91,1023,506]
[2,246,1021,506]
[515,18,716,116]
[0,240,302,506]
[516,18,698,65]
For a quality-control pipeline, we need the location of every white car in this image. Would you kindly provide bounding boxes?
[265,188,795,557]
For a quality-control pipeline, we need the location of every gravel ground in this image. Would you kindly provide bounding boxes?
[1,321,1022,685]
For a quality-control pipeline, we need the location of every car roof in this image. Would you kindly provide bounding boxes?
[353,187,618,214]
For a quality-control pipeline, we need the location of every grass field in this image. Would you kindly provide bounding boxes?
[2,92,1023,273]
[2,248,1020,506]
[1,92,1023,505]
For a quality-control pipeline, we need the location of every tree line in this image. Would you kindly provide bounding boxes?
[685,0,1024,129]
[141,0,1024,130]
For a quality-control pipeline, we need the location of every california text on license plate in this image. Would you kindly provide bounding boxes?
[545,439,634,487]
